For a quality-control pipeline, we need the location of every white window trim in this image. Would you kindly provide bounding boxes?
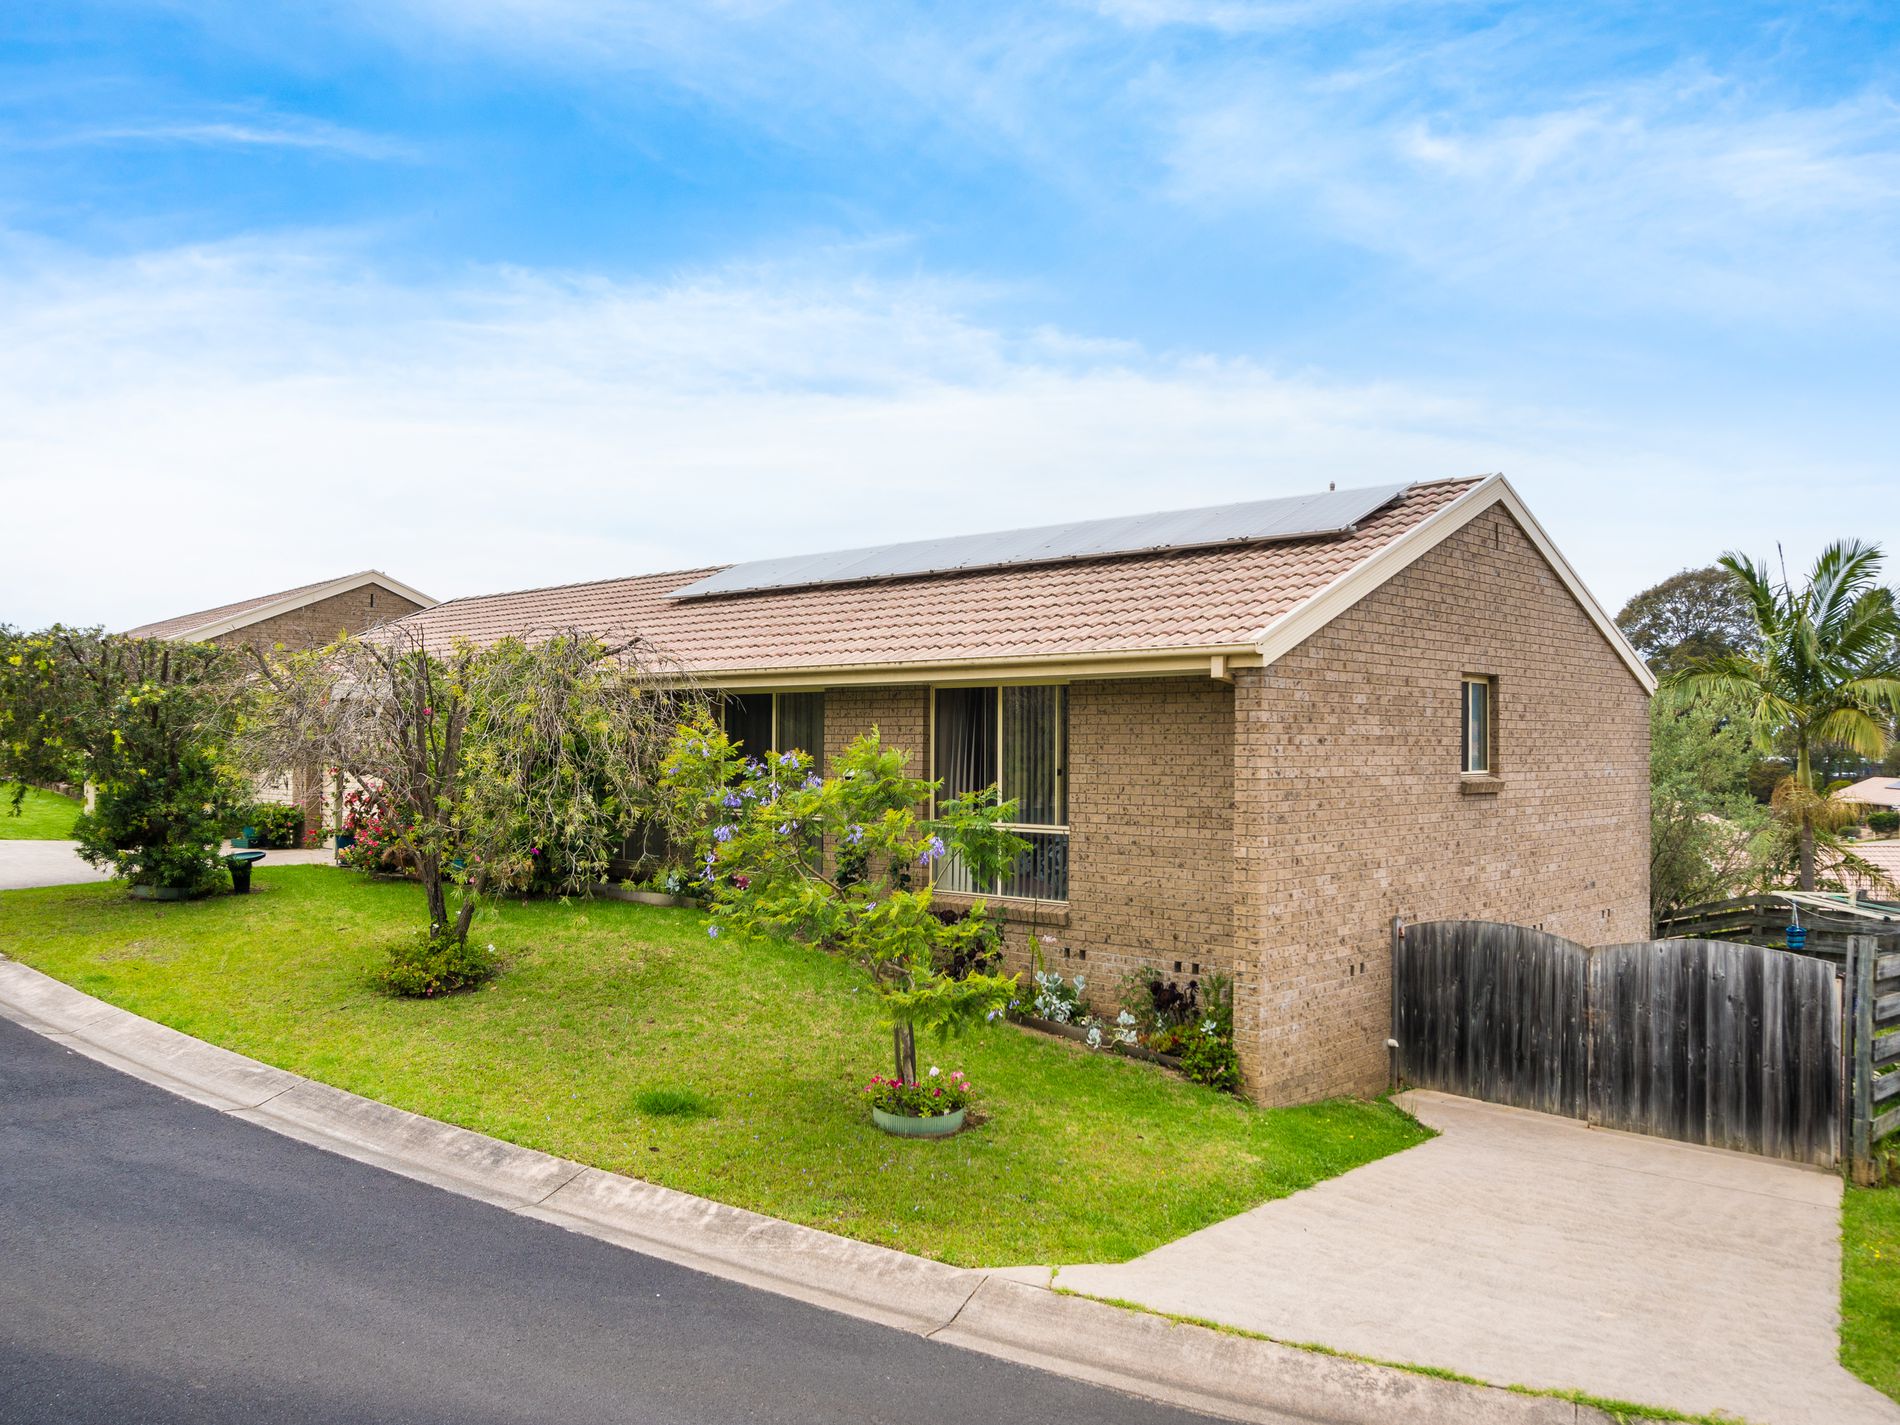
[1461,674,1495,775]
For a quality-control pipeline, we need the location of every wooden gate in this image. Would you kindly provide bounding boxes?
[1393,921,1844,1165]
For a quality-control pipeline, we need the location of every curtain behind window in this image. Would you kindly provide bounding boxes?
[1003,685,1065,826]
[777,692,825,766]
[935,687,997,802]
[723,694,773,759]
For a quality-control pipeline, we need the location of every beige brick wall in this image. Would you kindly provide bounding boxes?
[1053,677,1235,998]
[822,685,928,778]
[213,584,425,657]
[1233,507,1651,1104]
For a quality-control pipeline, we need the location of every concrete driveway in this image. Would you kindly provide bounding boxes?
[0,841,337,891]
[1057,1091,1898,1425]
[0,841,111,890]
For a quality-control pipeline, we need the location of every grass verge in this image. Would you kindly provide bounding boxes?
[0,867,1427,1267]
[1843,1183,1900,1403]
[0,786,82,840]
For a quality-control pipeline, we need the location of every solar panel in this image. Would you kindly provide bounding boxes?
[666,481,1411,600]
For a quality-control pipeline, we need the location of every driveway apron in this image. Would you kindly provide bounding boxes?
[1056,1090,1898,1425]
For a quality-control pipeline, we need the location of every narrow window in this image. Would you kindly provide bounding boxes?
[932,685,1068,901]
[1461,676,1493,774]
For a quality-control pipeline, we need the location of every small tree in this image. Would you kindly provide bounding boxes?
[247,624,698,955]
[660,718,1025,1085]
[1662,541,1900,890]
[1648,696,1774,925]
[0,626,246,893]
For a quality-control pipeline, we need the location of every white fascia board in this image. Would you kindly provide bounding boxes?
[180,571,439,643]
[1250,476,1657,695]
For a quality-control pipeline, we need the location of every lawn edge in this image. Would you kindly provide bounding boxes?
[0,952,1616,1425]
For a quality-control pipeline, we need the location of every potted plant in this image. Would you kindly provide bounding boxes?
[863,1068,974,1138]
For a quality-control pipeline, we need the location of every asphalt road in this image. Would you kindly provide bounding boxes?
[0,1016,1225,1425]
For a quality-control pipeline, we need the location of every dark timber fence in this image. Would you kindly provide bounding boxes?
[1846,936,1900,1182]
[1392,920,1864,1167]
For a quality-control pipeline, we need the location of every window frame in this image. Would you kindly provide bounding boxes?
[928,682,1070,903]
[1460,674,1495,776]
[720,690,826,765]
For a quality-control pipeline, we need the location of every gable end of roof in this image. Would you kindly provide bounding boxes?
[1250,475,1657,694]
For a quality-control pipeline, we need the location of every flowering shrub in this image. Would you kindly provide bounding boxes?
[338,783,412,874]
[863,1067,973,1118]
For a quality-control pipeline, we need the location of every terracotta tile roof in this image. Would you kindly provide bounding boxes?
[1840,839,1900,899]
[126,575,350,640]
[394,478,1483,674]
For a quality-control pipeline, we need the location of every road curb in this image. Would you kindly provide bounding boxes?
[0,957,1610,1425]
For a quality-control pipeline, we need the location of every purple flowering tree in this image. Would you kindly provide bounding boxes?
[660,717,1026,1087]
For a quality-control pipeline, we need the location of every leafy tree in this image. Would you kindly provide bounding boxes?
[1661,542,1900,890]
[0,626,247,893]
[247,625,698,955]
[1647,696,1773,924]
[660,719,1025,1086]
[1616,565,1760,676]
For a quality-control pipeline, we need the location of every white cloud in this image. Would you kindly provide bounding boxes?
[1159,59,1900,321]
[0,234,1875,633]
[45,118,415,161]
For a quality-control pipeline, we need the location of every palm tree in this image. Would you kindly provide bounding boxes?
[1661,541,1900,890]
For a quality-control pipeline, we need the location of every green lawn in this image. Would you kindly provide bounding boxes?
[0,868,1427,1266]
[1844,1184,1900,1402]
[0,786,82,840]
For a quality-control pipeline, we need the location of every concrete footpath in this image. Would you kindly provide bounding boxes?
[0,840,336,891]
[1059,1092,1898,1425]
[0,956,1612,1425]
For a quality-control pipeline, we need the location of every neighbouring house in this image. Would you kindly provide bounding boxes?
[1836,776,1900,814]
[392,476,1653,1105]
[127,570,436,836]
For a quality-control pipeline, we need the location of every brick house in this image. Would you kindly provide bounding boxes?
[127,570,435,833]
[393,477,1652,1105]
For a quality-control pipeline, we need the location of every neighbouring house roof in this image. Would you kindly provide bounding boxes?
[1835,776,1900,812]
[391,475,1656,692]
[125,570,437,642]
[1840,840,1900,899]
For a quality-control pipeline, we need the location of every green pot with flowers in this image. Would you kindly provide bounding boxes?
[864,1068,974,1138]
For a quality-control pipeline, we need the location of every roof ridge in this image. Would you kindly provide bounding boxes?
[415,565,726,615]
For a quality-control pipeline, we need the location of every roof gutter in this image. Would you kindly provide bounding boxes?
[693,644,1266,692]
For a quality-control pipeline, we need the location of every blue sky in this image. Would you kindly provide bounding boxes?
[2,1,1896,627]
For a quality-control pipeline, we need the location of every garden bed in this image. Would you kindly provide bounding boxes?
[1011,1011,1186,1072]
[0,867,1427,1267]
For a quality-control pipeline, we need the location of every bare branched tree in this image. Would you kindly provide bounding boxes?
[245,622,704,945]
